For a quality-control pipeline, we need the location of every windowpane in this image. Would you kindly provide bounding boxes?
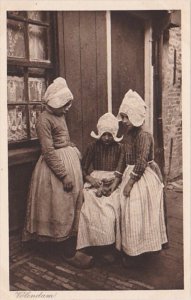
[28,77,46,102]
[27,11,47,22]
[29,105,42,138]
[7,76,25,103]
[29,25,49,61]
[8,105,28,142]
[7,20,26,58]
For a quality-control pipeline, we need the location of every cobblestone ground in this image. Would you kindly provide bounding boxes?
[9,189,183,291]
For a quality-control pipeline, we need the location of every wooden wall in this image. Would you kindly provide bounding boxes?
[9,162,36,232]
[111,12,145,116]
[57,11,108,153]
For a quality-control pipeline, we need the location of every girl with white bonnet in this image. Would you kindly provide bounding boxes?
[22,77,92,267]
[76,112,124,264]
[117,89,168,266]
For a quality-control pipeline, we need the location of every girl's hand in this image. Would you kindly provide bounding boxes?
[63,174,74,192]
[123,179,135,197]
[110,177,121,193]
[68,142,76,147]
[86,175,101,188]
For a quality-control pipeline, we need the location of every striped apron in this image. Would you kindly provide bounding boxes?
[120,164,168,256]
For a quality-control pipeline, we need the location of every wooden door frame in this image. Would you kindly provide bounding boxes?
[144,19,154,134]
[107,11,154,134]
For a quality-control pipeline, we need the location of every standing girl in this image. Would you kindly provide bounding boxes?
[117,89,168,263]
[22,77,90,266]
[76,113,124,263]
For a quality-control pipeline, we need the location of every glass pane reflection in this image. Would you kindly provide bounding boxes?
[28,77,46,102]
[29,25,48,61]
[7,76,25,103]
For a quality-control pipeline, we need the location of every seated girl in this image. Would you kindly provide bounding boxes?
[76,112,124,263]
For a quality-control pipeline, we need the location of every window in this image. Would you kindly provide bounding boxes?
[7,11,56,146]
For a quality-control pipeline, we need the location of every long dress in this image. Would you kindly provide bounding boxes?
[76,140,124,250]
[22,109,83,242]
[120,127,168,256]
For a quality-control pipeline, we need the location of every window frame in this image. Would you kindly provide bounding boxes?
[7,11,58,149]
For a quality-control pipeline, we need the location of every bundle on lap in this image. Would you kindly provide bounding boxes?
[95,177,115,197]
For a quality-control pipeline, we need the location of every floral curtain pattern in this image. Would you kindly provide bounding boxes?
[7,21,25,58]
[29,105,42,138]
[8,105,28,141]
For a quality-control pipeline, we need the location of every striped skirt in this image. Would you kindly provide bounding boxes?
[22,146,83,242]
[120,165,168,256]
[76,170,121,250]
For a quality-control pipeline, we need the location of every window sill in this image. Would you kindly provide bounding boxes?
[8,146,41,166]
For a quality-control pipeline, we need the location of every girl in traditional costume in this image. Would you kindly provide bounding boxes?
[22,77,92,267]
[76,112,124,263]
[117,89,168,264]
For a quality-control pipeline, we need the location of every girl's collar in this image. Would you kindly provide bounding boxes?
[131,126,142,136]
[45,105,54,114]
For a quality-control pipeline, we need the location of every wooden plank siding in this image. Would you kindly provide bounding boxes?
[80,11,98,152]
[57,11,108,153]
[111,12,145,116]
[95,12,108,117]
[57,12,66,78]
[62,11,83,151]
[9,163,36,231]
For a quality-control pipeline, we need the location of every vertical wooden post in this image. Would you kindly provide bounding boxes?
[144,20,154,134]
[56,12,66,78]
[153,29,165,177]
